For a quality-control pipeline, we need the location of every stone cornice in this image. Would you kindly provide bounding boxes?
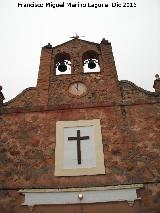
[1,100,160,115]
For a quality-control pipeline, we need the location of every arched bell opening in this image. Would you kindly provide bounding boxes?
[82,50,100,73]
[54,52,71,75]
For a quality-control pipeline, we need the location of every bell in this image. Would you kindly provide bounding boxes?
[88,60,96,69]
[58,62,67,72]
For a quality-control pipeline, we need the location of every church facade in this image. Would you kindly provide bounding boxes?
[0,38,160,213]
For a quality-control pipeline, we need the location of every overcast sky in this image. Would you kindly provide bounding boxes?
[0,0,160,101]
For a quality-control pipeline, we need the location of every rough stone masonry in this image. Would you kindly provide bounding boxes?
[0,38,160,212]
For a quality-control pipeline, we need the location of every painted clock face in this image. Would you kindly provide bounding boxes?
[69,82,87,96]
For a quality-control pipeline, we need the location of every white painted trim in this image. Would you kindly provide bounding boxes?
[19,184,143,208]
[19,184,143,193]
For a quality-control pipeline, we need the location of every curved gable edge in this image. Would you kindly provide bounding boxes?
[3,87,37,107]
[119,80,160,98]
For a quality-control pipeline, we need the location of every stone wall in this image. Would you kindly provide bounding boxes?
[0,38,160,212]
[0,103,160,188]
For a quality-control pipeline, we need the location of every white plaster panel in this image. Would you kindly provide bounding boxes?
[64,126,96,169]
[55,119,105,176]
[21,185,143,207]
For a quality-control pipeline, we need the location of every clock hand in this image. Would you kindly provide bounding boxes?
[75,83,79,91]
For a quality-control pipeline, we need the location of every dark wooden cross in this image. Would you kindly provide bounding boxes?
[68,130,90,164]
